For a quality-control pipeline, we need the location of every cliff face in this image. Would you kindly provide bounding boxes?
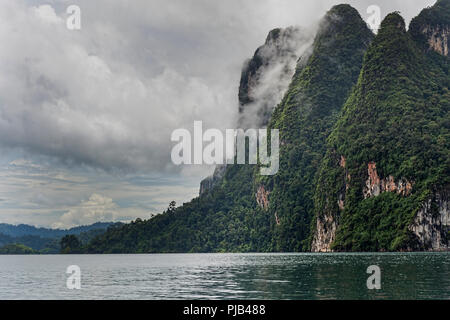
[311,211,338,252]
[410,0,450,56]
[199,27,314,196]
[199,27,310,196]
[311,4,450,252]
[423,25,449,55]
[199,165,227,195]
[363,162,413,199]
[409,188,449,250]
[238,27,314,128]
[86,2,449,254]
[255,185,270,210]
[262,4,374,251]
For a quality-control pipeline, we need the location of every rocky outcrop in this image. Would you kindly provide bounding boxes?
[255,185,270,210]
[421,25,449,56]
[238,26,314,128]
[339,155,346,168]
[199,28,314,196]
[199,165,227,195]
[274,212,280,225]
[311,156,348,252]
[409,188,450,250]
[311,160,415,252]
[409,0,450,56]
[311,211,337,252]
[363,162,413,199]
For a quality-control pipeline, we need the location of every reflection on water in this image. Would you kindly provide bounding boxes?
[0,253,448,299]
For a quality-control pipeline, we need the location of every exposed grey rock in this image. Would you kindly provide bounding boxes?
[409,188,450,250]
[199,164,227,195]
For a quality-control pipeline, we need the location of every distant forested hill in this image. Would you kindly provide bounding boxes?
[0,222,114,238]
[0,222,120,254]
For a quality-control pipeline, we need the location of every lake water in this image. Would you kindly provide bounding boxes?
[0,253,448,300]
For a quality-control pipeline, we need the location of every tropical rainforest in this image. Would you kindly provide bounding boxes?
[67,1,449,254]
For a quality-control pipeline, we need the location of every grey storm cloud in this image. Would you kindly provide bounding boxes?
[0,0,437,173]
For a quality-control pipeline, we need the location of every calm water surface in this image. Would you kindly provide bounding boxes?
[0,253,448,299]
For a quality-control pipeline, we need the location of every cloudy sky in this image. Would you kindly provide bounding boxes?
[0,0,436,228]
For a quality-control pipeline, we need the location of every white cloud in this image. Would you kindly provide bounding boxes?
[0,0,436,174]
[0,156,200,227]
[239,26,316,129]
[52,193,120,229]
[33,4,62,24]
[0,0,238,174]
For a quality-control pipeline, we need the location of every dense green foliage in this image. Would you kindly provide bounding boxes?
[0,222,118,254]
[410,0,450,47]
[86,164,274,253]
[263,5,374,251]
[0,233,55,251]
[82,2,448,254]
[60,235,83,254]
[0,222,114,238]
[84,5,375,254]
[313,10,449,251]
[0,243,36,254]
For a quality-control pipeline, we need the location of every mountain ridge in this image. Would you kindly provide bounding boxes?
[0,221,116,238]
[79,1,448,253]
[312,6,449,251]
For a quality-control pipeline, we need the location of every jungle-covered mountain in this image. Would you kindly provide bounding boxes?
[83,1,449,254]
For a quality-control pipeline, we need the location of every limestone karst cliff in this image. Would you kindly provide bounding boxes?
[199,26,314,196]
[85,1,449,254]
[311,3,449,252]
[410,0,449,56]
[238,26,314,128]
